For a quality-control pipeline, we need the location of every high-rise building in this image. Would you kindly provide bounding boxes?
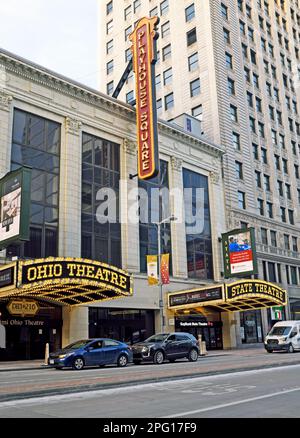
[99,0,300,341]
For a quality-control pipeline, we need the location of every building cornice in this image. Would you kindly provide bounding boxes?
[0,48,224,160]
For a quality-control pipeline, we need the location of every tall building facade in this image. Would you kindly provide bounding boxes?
[99,0,300,339]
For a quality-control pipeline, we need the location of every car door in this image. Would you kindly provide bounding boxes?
[84,340,105,366]
[164,334,180,358]
[290,327,299,350]
[102,340,121,364]
[175,334,191,357]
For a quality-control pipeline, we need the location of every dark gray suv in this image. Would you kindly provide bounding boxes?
[131,332,199,365]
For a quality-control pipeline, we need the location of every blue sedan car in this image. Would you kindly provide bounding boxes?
[48,338,133,370]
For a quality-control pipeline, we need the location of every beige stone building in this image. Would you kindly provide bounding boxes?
[99,0,300,343]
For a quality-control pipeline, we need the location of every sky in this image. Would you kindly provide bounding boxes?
[0,0,99,89]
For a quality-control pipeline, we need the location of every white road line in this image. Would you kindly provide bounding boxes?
[164,387,300,418]
[1,363,300,408]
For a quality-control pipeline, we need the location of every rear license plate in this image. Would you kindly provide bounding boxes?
[49,359,54,364]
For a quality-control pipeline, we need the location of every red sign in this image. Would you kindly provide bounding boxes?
[129,17,159,180]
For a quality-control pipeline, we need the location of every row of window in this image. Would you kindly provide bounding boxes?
[260,228,298,252]
[262,261,300,287]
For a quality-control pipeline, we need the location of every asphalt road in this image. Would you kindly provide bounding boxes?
[1,364,300,418]
[1,348,300,401]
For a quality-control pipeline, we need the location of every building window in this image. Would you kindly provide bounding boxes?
[267,202,273,218]
[106,39,113,55]
[183,168,213,280]
[125,48,132,62]
[225,52,233,69]
[224,28,230,44]
[107,81,114,96]
[160,0,169,15]
[258,198,264,216]
[270,230,277,247]
[188,52,198,71]
[106,20,113,35]
[161,21,170,38]
[221,3,228,19]
[261,228,268,245]
[125,25,132,41]
[162,44,171,61]
[192,105,202,120]
[134,0,141,13]
[106,1,113,15]
[163,68,172,86]
[187,28,197,46]
[238,191,246,209]
[9,109,60,259]
[150,6,158,17]
[106,60,114,75]
[139,161,171,273]
[235,161,243,179]
[165,92,174,110]
[185,3,195,22]
[230,105,238,122]
[81,132,121,267]
[124,5,132,20]
[190,78,200,97]
[232,132,241,150]
[228,78,235,95]
[126,90,134,104]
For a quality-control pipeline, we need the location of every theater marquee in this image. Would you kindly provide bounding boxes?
[0,258,133,306]
[129,16,160,180]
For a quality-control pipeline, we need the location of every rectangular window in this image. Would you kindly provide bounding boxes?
[261,228,268,245]
[163,68,172,86]
[190,78,200,97]
[185,3,195,22]
[228,78,235,95]
[188,52,198,71]
[161,21,170,38]
[81,132,121,266]
[235,161,243,179]
[183,169,213,280]
[162,44,171,61]
[187,28,197,46]
[106,1,113,15]
[225,52,233,69]
[230,105,238,122]
[160,0,169,15]
[238,191,246,209]
[232,132,241,150]
[106,39,113,55]
[165,92,174,110]
[221,3,228,19]
[270,231,277,247]
[107,81,114,95]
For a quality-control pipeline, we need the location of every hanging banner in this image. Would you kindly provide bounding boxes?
[129,16,160,180]
[222,227,258,278]
[161,253,170,285]
[147,255,158,285]
[0,167,31,249]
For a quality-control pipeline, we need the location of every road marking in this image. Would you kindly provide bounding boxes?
[1,363,300,408]
[165,387,300,418]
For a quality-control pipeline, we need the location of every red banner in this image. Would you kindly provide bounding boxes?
[161,254,170,285]
[129,17,159,180]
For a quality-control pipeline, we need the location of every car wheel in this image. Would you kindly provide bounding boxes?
[117,354,128,367]
[133,360,141,365]
[153,350,164,365]
[188,348,198,362]
[288,344,294,353]
[267,350,273,353]
[72,357,85,370]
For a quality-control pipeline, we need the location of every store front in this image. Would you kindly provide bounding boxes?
[89,308,155,344]
[175,314,223,350]
[0,257,133,360]
[168,279,287,350]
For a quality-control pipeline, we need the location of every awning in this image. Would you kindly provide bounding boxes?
[168,280,287,313]
[0,258,133,306]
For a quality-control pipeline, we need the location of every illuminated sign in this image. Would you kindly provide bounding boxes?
[168,285,224,308]
[0,263,16,290]
[226,280,287,305]
[0,167,31,249]
[7,300,39,317]
[222,227,257,278]
[129,17,159,180]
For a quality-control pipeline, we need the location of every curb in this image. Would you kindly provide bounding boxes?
[0,360,300,403]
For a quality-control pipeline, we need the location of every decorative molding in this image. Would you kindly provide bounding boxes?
[65,117,82,136]
[0,90,12,111]
[123,138,137,156]
[171,156,183,171]
[210,171,220,184]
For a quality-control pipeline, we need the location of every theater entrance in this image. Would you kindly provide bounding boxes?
[0,301,62,361]
[175,315,223,350]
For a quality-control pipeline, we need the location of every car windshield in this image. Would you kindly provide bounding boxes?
[63,340,91,350]
[145,334,169,343]
[268,326,292,336]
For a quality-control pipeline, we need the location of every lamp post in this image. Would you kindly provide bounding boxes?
[155,214,177,333]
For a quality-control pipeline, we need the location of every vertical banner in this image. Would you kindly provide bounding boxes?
[222,227,258,278]
[129,16,160,180]
[0,167,31,249]
[147,255,158,285]
[161,253,170,285]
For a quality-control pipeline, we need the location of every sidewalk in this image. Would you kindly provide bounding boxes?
[0,347,264,372]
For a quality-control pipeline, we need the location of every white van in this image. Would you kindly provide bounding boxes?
[264,320,300,353]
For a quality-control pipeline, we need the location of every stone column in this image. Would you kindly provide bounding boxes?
[59,117,82,257]
[62,306,89,347]
[221,312,238,349]
[120,138,140,272]
[169,156,187,278]
[0,90,13,177]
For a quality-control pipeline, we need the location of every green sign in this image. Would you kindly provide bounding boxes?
[271,306,283,320]
[222,227,258,278]
[0,167,31,249]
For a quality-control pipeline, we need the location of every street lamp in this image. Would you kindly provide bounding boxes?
[154,214,177,333]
